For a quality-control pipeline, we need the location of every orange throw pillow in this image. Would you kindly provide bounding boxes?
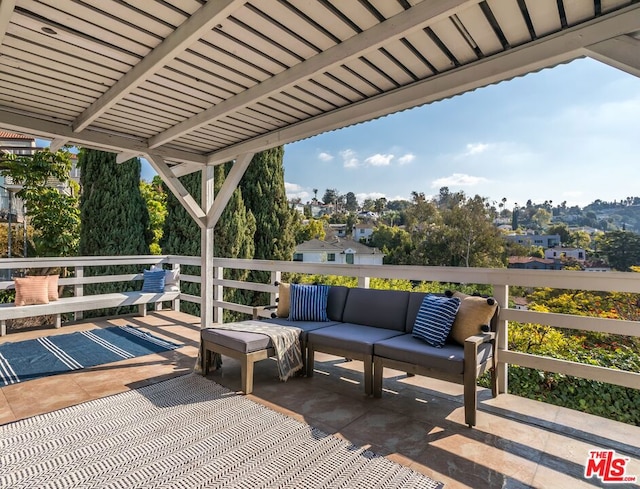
[14,276,50,306]
[47,274,60,301]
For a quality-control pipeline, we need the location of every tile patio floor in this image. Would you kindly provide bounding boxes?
[1,311,638,488]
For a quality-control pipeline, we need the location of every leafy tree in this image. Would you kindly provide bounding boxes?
[547,224,571,245]
[531,208,552,230]
[569,230,591,249]
[0,148,80,257]
[295,218,325,243]
[598,230,640,271]
[374,197,387,213]
[78,149,151,316]
[369,224,413,264]
[322,188,338,205]
[361,198,375,212]
[345,191,358,211]
[140,176,167,255]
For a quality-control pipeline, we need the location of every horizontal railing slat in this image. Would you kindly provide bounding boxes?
[501,308,640,337]
[500,350,640,389]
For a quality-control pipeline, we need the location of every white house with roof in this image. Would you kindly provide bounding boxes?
[353,223,375,243]
[293,238,384,265]
[504,233,561,248]
[545,247,586,262]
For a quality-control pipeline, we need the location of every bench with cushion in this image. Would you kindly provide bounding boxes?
[200,284,500,427]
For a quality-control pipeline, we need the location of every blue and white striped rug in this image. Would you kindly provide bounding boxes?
[0,326,180,385]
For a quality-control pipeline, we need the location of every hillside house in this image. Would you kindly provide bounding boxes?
[545,247,586,262]
[507,256,563,270]
[353,223,375,243]
[293,238,384,265]
[505,233,561,248]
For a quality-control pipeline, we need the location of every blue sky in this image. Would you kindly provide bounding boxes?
[283,58,639,209]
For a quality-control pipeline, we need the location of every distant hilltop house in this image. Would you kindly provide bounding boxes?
[328,223,347,238]
[293,238,384,265]
[353,223,375,243]
[544,247,586,262]
[507,256,563,270]
[504,233,561,248]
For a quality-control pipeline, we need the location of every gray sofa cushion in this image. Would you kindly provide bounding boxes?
[374,334,493,375]
[342,288,409,331]
[308,323,404,355]
[327,286,350,321]
[201,327,271,353]
[262,317,340,340]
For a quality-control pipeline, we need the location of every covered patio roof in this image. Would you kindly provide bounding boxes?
[0,0,639,168]
[1,0,639,328]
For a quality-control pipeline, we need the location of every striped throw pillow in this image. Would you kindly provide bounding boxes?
[412,294,461,348]
[288,284,329,322]
[142,269,166,293]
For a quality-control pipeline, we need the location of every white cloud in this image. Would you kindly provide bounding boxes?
[397,153,415,165]
[364,153,394,167]
[340,149,359,168]
[431,173,488,188]
[464,143,491,156]
[285,182,310,201]
[355,192,386,203]
[318,152,333,162]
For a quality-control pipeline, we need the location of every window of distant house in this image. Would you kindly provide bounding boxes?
[359,229,365,234]
[346,253,354,264]
[579,252,584,259]
[293,253,303,262]
[327,253,335,262]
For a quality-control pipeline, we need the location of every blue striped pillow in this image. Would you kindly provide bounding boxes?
[142,269,166,293]
[412,294,461,348]
[288,284,330,322]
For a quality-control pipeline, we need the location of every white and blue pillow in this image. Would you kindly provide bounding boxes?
[412,294,461,348]
[142,269,166,293]
[288,284,330,322]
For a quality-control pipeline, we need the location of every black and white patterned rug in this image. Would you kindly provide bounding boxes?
[0,374,443,488]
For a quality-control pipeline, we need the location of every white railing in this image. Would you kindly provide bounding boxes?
[202,257,640,395]
[0,255,200,321]
[1,255,638,396]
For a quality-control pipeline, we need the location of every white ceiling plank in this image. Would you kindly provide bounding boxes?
[148,0,483,149]
[0,108,206,166]
[146,153,206,228]
[207,5,640,165]
[49,138,68,152]
[72,0,245,133]
[207,153,254,228]
[585,35,640,78]
[171,163,203,178]
[0,0,17,47]
[116,152,138,164]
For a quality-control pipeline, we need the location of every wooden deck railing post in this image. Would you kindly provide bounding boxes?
[271,270,281,307]
[358,276,370,289]
[213,266,223,324]
[493,284,509,394]
[172,262,180,312]
[74,265,84,321]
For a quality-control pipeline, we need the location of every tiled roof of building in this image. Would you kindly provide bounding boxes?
[296,238,383,255]
[0,131,33,140]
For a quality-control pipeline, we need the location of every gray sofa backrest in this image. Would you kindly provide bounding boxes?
[326,286,350,322]
[405,291,429,333]
[342,288,409,331]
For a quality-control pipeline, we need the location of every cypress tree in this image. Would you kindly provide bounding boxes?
[78,149,151,316]
[238,148,296,306]
[240,147,295,261]
[160,165,256,319]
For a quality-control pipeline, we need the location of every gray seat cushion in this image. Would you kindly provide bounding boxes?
[262,317,340,340]
[374,334,493,375]
[201,328,271,353]
[308,323,404,355]
[342,288,409,331]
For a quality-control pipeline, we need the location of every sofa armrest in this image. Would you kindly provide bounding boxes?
[463,332,496,369]
[252,304,277,320]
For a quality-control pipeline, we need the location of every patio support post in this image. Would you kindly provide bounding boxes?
[494,284,509,394]
[201,165,215,329]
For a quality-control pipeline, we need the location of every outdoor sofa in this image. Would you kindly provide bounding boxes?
[201,284,500,427]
